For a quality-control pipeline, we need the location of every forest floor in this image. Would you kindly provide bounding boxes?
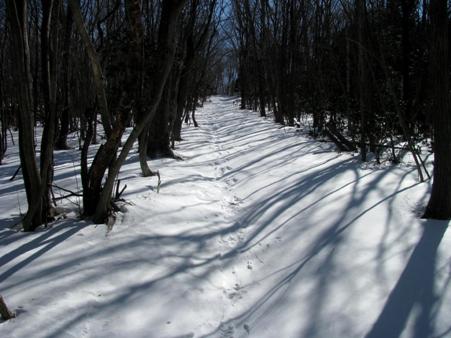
[0,96,450,338]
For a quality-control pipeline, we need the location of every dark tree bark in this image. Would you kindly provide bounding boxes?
[147,80,173,158]
[6,0,44,231]
[423,0,451,219]
[125,0,155,177]
[357,0,369,161]
[151,0,217,154]
[56,5,73,150]
[38,0,58,225]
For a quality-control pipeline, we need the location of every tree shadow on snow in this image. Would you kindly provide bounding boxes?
[2,100,447,338]
[192,157,440,338]
[365,221,448,338]
[0,220,90,283]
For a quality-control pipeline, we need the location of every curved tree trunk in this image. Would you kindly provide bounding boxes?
[38,0,58,226]
[6,0,44,231]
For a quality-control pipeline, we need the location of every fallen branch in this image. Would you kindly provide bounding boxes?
[324,128,352,152]
[53,193,82,201]
[52,184,83,197]
[324,124,356,152]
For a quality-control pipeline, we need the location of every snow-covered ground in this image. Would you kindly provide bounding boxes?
[1,96,450,338]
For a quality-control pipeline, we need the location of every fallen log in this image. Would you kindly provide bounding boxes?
[325,123,356,152]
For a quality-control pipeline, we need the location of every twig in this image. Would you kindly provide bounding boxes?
[118,184,127,199]
[115,179,121,199]
[156,171,161,193]
[115,183,127,200]
[8,128,15,145]
[54,193,82,201]
[52,184,83,197]
[9,165,21,181]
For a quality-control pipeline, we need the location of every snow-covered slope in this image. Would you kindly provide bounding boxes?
[1,96,450,338]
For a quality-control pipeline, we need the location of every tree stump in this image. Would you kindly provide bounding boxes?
[0,295,15,320]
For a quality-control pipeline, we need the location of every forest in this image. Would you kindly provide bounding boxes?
[0,0,450,337]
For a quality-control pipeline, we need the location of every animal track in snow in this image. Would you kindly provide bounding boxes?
[219,323,235,338]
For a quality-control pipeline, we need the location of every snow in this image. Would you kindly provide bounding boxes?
[1,96,450,338]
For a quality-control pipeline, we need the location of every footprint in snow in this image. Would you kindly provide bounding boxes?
[224,283,247,303]
[225,177,238,186]
[219,323,235,338]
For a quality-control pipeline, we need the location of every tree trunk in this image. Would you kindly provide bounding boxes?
[357,0,369,161]
[6,0,44,231]
[92,0,186,223]
[126,0,154,177]
[147,83,172,158]
[423,0,451,219]
[68,0,112,139]
[56,5,73,150]
[37,0,58,226]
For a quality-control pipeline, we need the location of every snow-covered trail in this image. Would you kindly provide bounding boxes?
[1,96,450,338]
